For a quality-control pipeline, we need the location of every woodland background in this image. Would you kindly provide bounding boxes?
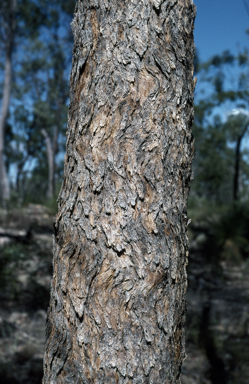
[0,1,249,383]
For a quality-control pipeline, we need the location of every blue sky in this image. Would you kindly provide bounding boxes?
[194,0,249,151]
[194,0,249,61]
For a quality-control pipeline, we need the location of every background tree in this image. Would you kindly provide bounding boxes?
[18,36,69,199]
[191,48,249,206]
[43,0,196,382]
[0,0,74,206]
[224,111,249,201]
[0,0,17,207]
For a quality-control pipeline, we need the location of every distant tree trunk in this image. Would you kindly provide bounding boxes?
[233,135,242,201]
[0,0,16,207]
[41,101,61,199]
[41,128,56,199]
[0,47,11,206]
[43,0,196,383]
[41,124,60,199]
[233,120,249,201]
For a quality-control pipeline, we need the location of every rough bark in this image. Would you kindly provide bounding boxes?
[0,0,16,207]
[43,0,196,383]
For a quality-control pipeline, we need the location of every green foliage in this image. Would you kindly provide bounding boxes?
[0,0,73,205]
[212,203,249,260]
[192,47,249,205]
[192,113,234,204]
[45,195,59,215]
[223,112,249,141]
[0,243,30,299]
[189,200,249,263]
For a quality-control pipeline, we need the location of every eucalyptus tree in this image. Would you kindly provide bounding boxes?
[0,0,48,205]
[3,0,74,202]
[192,48,249,204]
[43,0,196,383]
[224,110,249,201]
[18,37,70,199]
[0,0,16,206]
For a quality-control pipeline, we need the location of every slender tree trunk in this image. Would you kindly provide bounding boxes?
[41,101,61,199]
[0,48,11,206]
[51,101,62,193]
[233,135,242,201]
[0,0,16,207]
[233,120,249,201]
[42,129,55,199]
[43,0,196,383]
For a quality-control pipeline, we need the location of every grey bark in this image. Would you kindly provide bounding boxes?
[43,0,196,383]
[0,0,16,207]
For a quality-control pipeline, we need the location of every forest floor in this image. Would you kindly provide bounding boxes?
[0,204,248,384]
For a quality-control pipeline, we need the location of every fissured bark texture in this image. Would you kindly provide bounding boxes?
[43,0,196,383]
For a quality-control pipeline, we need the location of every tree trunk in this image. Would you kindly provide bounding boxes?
[0,0,16,207]
[233,135,242,201]
[42,128,55,199]
[43,0,196,383]
[233,120,249,201]
[0,46,11,206]
[41,102,61,199]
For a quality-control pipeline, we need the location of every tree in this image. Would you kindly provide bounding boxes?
[0,0,46,206]
[0,0,16,207]
[22,5,73,199]
[0,0,74,205]
[191,48,249,205]
[191,106,234,205]
[224,111,249,201]
[19,37,70,200]
[43,0,196,382]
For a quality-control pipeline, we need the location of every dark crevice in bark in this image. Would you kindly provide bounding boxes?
[85,271,98,306]
[153,5,161,17]
[75,309,84,322]
[153,54,169,79]
[78,61,87,81]
[93,189,102,196]
[116,249,125,257]
[54,351,69,379]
